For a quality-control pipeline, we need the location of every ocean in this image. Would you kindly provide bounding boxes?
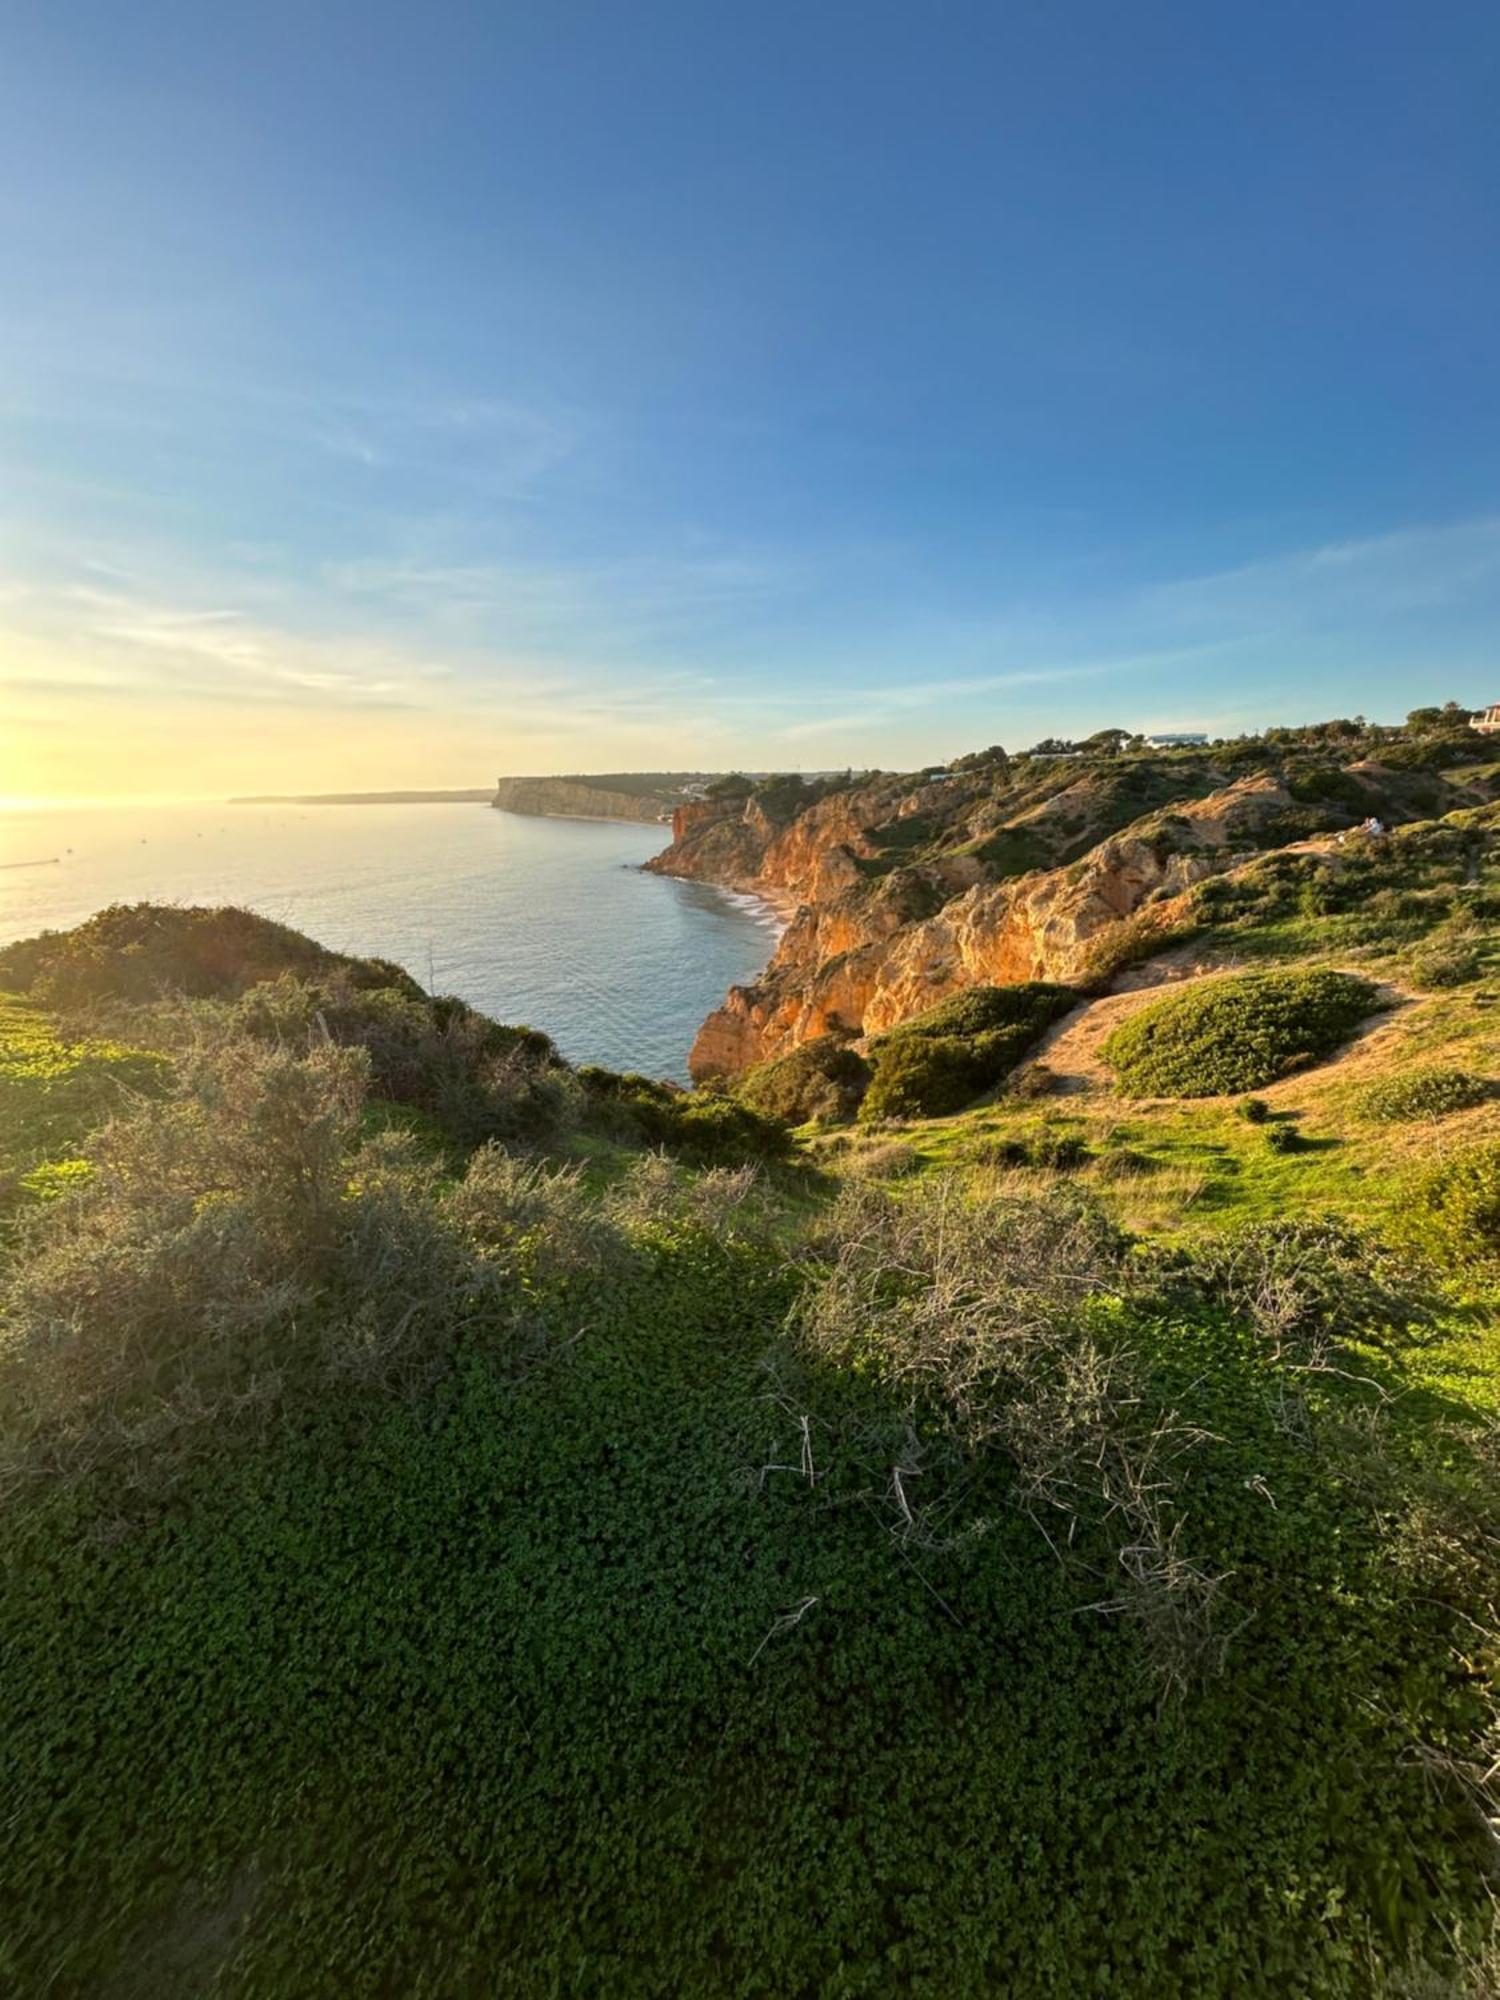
[0,801,779,1081]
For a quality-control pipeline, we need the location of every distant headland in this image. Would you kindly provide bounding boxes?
[231,788,497,806]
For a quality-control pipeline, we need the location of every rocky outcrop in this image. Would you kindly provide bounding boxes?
[492,777,671,823]
[683,771,1303,1079]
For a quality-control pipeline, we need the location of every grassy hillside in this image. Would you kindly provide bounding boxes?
[2,871,1499,1994]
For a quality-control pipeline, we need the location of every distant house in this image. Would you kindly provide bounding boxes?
[1143,731,1209,749]
[1470,703,1500,735]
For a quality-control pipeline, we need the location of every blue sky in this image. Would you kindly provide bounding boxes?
[2,0,1497,797]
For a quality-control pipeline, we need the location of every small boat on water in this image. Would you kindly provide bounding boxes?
[0,857,61,871]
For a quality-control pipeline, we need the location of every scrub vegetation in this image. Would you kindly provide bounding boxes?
[4,726,1500,1999]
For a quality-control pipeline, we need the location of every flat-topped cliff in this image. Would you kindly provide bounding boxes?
[492,776,675,822]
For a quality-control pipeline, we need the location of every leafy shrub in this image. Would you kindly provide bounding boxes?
[1264,1121,1304,1154]
[1101,970,1379,1097]
[1028,1128,1090,1170]
[1358,1067,1491,1122]
[734,1035,870,1125]
[231,973,568,1147]
[859,1033,991,1122]
[1239,1096,1271,1123]
[0,903,417,1007]
[859,984,1075,1122]
[1287,766,1371,810]
[971,1135,1032,1167]
[1402,1140,1500,1269]
[579,1067,789,1162]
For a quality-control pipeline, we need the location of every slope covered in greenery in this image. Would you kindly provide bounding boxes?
[3,844,1499,1996]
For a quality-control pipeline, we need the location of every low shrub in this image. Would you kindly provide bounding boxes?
[0,1033,373,1497]
[794,1177,1225,1693]
[1101,970,1379,1097]
[1411,938,1484,989]
[1091,1146,1154,1181]
[859,984,1075,1122]
[846,1139,922,1179]
[1076,905,1201,988]
[601,1153,776,1244]
[0,903,417,1007]
[579,1067,789,1163]
[1264,1121,1304,1154]
[1358,1067,1492,1123]
[1029,1128,1090,1170]
[734,1035,870,1125]
[0,1027,667,1500]
[1238,1097,1271,1123]
[1402,1140,1500,1269]
[859,1033,990,1122]
[230,973,568,1147]
[1184,1218,1438,1360]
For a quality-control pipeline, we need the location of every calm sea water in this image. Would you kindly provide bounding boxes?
[0,803,778,1081]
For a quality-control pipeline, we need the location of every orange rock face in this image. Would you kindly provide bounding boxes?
[667,769,1303,1080]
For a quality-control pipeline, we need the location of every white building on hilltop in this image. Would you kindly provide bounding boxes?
[1143,731,1209,749]
[1470,703,1500,735]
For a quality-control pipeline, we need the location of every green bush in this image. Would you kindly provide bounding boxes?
[230,973,568,1147]
[1029,1128,1090,1170]
[1264,1121,1304,1154]
[1101,970,1379,1097]
[734,1036,871,1125]
[860,1033,994,1121]
[859,984,1075,1122]
[578,1067,789,1163]
[1402,1139,1500,1268]
[1238,1096,1271,1123]
[1358,1067,1491,1122]
[0,903,418,1007]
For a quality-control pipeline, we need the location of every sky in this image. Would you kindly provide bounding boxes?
[2,0,1497,802]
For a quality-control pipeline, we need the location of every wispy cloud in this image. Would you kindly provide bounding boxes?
[3,510,1497,790]
[1142,515,1500,628]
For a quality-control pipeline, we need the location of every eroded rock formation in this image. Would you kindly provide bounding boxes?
[649,760,1352,1079]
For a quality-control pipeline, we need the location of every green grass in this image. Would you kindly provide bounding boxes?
[5,908,1500,1994]
[0,991,166,1193]
[5,1190,1497,1994]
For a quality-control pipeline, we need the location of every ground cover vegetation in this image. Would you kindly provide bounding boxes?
[1101,969,1381,1097]
[5,711,1500,1998]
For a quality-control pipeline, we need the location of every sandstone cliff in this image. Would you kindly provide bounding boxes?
[698,774,1308,1073]
[647,750,1459,1082]
[492,777,674,823]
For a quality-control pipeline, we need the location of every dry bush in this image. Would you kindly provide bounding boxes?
[446,1143,626,1278]
[0,1032,368,1497]
[793,1175,1224,1694]
[0,1030,634,1499]
[603,1151,775,1245]
[846,1140,921,1179]
[1186,1218,1439,1365]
